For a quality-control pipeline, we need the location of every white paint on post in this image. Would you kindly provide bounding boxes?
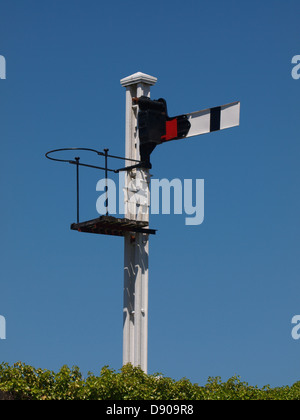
[120,72,157,373]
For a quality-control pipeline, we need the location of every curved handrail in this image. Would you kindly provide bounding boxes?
[45,147,141,164]
[45,147,146,223]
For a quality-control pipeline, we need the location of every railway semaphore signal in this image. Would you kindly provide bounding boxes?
[135,95,240,166]
[46,72,240,373]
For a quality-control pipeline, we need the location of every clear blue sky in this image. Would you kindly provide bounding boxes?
[0,0,300,388]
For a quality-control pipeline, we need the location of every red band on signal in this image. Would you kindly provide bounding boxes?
[161,119,178,142]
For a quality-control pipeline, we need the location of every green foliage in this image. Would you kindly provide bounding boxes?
[0,361,300,400]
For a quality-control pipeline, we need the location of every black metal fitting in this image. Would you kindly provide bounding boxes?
[135,96,191,164]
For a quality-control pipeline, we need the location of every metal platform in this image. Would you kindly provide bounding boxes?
[70,215,156,237]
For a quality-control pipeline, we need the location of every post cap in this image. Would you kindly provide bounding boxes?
[120,72,157,87]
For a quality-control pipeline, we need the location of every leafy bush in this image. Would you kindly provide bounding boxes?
[0,361,300,400]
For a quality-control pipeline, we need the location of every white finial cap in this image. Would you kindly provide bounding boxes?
[120,72,157,87]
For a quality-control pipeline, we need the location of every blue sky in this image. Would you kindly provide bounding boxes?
[0,0,300,388]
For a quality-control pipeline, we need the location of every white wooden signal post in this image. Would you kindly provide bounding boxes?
[120,72,157,373]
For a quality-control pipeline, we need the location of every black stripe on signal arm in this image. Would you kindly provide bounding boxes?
[210,106,221,132]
